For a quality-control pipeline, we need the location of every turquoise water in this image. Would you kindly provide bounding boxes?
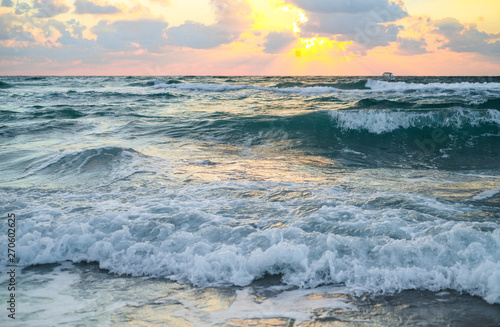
[0,76,499,325]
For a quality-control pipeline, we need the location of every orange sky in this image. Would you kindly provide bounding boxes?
[0,0,499,75]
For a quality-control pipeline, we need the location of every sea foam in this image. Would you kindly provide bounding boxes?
[366,79,500,92]
[328,109,500,134]
[3,184,499,304]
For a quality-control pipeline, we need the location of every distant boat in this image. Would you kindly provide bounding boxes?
[382,72,395,81]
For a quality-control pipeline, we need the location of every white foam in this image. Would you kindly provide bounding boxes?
[154,82,253,93]
[150,79,500,98]
[366,79,500,92]
[328,109,500,134]
[472,188,500,201]
[2,183,499,304]
[153,81,345,95]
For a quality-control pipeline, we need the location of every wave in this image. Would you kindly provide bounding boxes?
[472,188,500,201]
[35,90,183,100]
[0,81,13,89]
[315,80,369,90]
[115,108,499,144]
[274,80,369,90]
[112,108,499,169]
[152,80,370,94]
[479,98,500,109]
[143,78,500,96]
[328,108,500,134]
[152,82,349,95]
[32,108,86,119]
[325,96,499,109]
[0,110,18,119]
[323,109,499,168]
[2,146,161,188]
[354,98,415,109]
[0,120,84,138]
[24,76,47,81]
[366,79,500,92]
[154,82,255,93]
[147,92,184,99]
[128,79,183,87]
[82,91,180,98]
[6,185,500,304]
[20,147,142,178]
[196,109,499,168]
[149,108,499,139]
[417,102,465,109]
[351,98,487,110]
[306,96,341,102]
[273,82,306,88]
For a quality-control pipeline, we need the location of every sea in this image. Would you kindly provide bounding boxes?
[0,76,499,326]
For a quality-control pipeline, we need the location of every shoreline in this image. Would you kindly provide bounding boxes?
[2,261,499,326]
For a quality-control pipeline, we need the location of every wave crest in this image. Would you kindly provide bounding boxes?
[0,81,14,89]
[14,147,151,187]
[366,79,500,92]
[329,109,500,134]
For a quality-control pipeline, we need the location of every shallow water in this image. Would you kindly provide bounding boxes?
[1,262,499,326]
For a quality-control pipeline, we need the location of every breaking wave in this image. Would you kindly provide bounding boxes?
[4,185,500,304]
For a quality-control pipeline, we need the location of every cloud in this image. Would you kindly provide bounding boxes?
[92,19,169,52]
[47,19,89,46]
[435,17,463,34]
[289,0,406,52]
[0,13,34,41]
[262,31,296,54]
[74,0,121,15]
[164,22,243,49]
[33,0,70,18]
[14,2,31,15]
[0,13,92,58]
[164,0,251,49]
[434,18,500,56]
[396,37,429,55]
[287,0,402,14]
[66,19,87,39]
[326,18,401,51]
[1,0,13,7]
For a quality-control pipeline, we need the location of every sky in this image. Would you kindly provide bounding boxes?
[0,0,499,75]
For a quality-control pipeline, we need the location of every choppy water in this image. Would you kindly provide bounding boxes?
[0,76,499,325]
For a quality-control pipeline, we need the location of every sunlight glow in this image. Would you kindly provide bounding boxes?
[297,9,308,23]
[294,38,353,58]
[247,1,354,63]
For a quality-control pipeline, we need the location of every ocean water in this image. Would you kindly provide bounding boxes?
[0,76,499,326]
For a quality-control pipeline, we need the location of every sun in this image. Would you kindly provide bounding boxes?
[247,0,353,59]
